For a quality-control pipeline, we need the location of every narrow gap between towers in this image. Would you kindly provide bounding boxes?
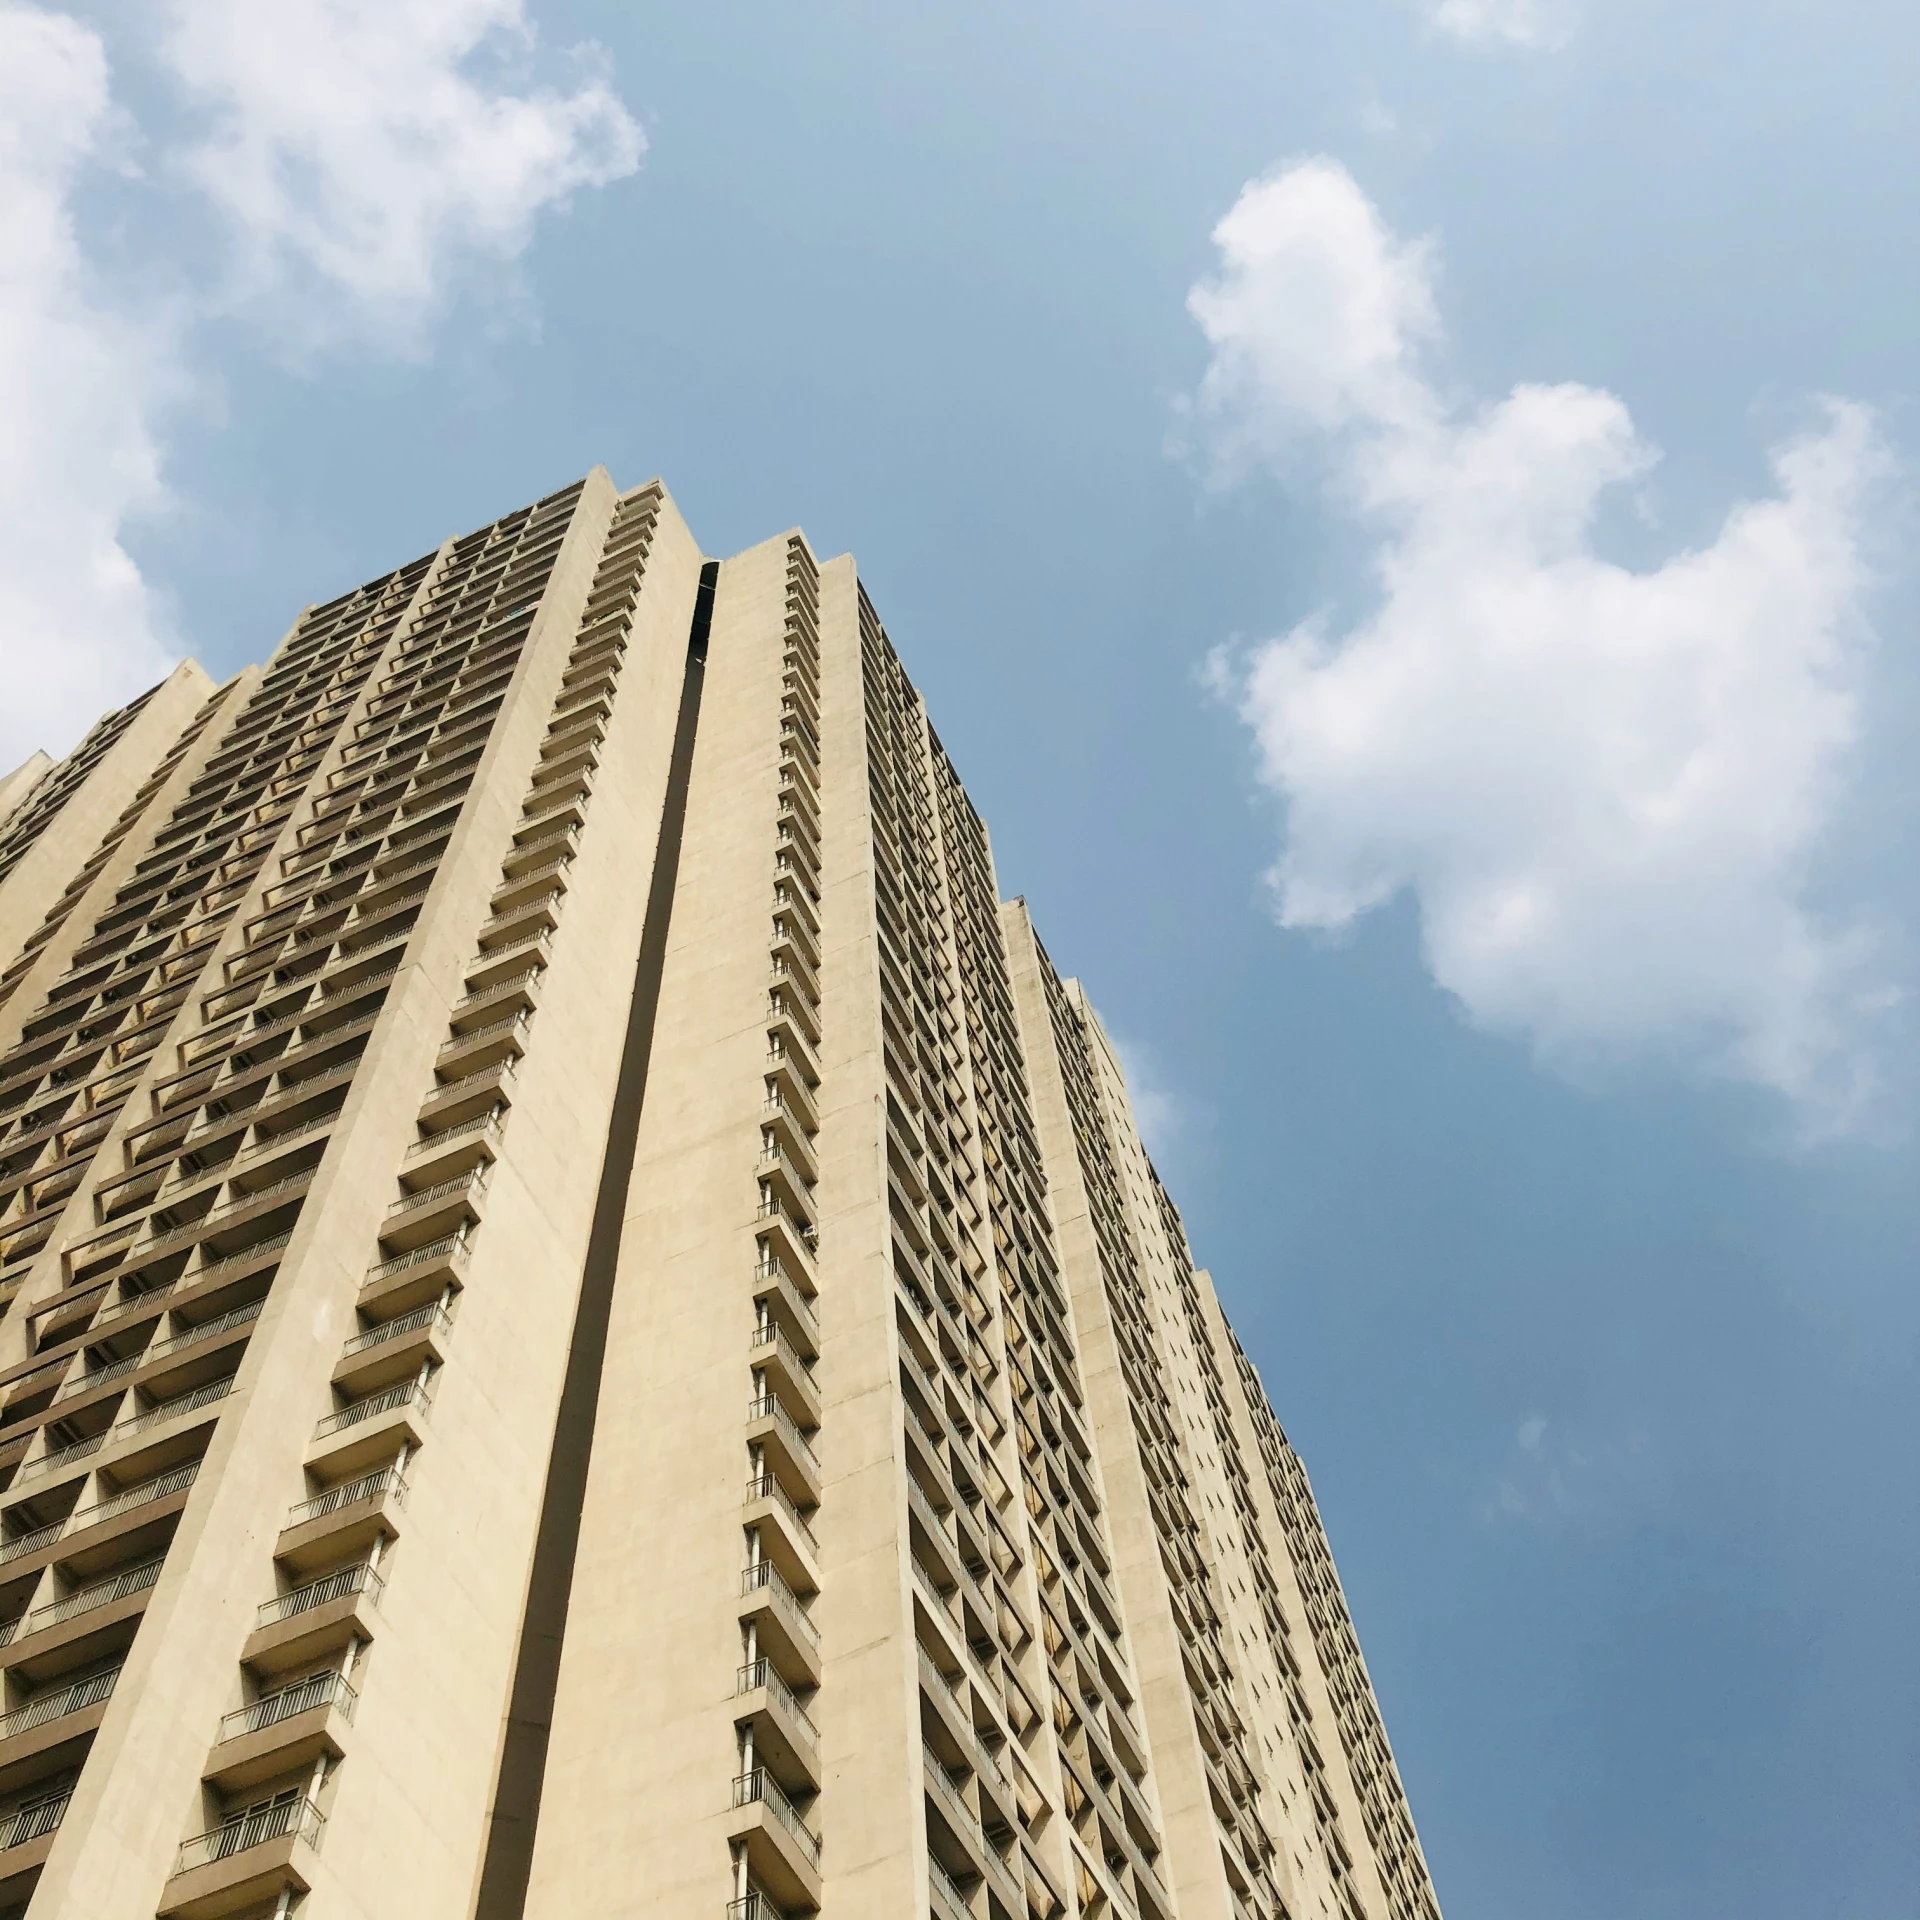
[471,558,720,1920]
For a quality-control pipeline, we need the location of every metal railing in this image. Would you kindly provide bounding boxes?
[173,1795,325,1876]
[424,1061,515,1102]
[25,1555,163,1634]
[0,1788,70,1850]
[736,1658,818,1741]
[255,1560,383,1629]
[313,1374,430,1439]
[285,1464,406,1529]
[384,1168,487,1216]
[70,1460,199,1534]
[340,1300,452,1358]
[53,1351,137,1403]
[403,1112,502,1160]
[20,1432,106,1481]
[744,1473,817,1553]
[451,969,542,1013]
[731,1769,820,1866]
[217,1668,357,1744]
[117,1373,235,1439]
[435,1013,526,1059]
[363,1233,467,1287]
[739,1561,819,1650]
[0,1662,120,1741]
[745,1396,821,1480]
[143,1298,264,1366]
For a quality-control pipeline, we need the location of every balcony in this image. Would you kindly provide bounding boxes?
[334,1299,454,1395]
[359,1231,470,1315]
[748,1324,820,1429]
[276,1465,407,1577]
[0,1785,71,1901]
[432,1012,527,1083]
[734,1657,819,1795]
[738,1562,821,1687]
[5,1555,163,1667]
[727,1768,821,1914]
[160,1795,325,1919]
[751,1259,818,1361]
[416,1059,515,1131]
[746,1397,822,1507]
[0,1659,120,1779]
[399,1111,504,1192]
[207,1669,356,1793]
[244,1562,384,1674]
[309,1375,431,1478]
[743,1473,819,1594]
[753,1207,816,1295]
[378,1166,487,1253]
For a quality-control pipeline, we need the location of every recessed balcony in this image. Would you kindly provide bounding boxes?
[2,1554,163,1671]
[0,1659,120,1790]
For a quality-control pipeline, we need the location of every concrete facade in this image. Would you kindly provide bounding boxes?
[0,472,1440,1920]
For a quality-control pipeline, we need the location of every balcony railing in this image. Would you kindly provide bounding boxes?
[255,1560,383,1629]
[403,1112,503,1161]
[339,1301,452,1359]
[285,1463,407,1530]
[732,1769,820,1866]
[173,1795,325,1876]
[739,1560,818,1650]
[736,1658,818,1742]
[25,1554,164,1634]
[0,1661,120,1741]
[384,1168,487,1217]
[312,1373,430,1439]
[63,1459,200,1538]
[744,1473,817,1553]
[0,1788,70,1851]
[142,1297,264,1367]
[745,1396,820,1480]
[118,1372,236,1439]
[217,1668,357,1744]
[363,1233,468,1288]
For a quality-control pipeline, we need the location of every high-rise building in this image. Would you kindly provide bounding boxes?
[0,470,1441,1920]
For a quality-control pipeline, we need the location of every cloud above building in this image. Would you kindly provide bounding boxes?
[0,0,641,770]
[1189,158,1893,1129]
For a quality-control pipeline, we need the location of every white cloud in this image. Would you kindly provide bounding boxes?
[160,0,645,351]
[0,0,640,765]
[1190,160,1892,1129]
[0,2,177,770]
[1426,0,1574,51]
[1108,1035,1191,1162]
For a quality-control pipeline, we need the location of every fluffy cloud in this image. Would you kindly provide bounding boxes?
[0,0,640,767]
[0,4,177,772]
[1191,160,1891,1126]
[1426,0,1573,51]
[161,0,644,350]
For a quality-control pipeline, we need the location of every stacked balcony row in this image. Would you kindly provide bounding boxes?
[143,480,588,1920]
[0,572,425,1306]
[731,538,827,1920]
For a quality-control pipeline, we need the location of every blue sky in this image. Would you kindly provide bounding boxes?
[4,2,1916,1914]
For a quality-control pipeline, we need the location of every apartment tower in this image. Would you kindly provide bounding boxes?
[0,471,1442,1920]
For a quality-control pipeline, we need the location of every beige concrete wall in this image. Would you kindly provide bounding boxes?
[524,530,804,1917]
[808,553,927,1918]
